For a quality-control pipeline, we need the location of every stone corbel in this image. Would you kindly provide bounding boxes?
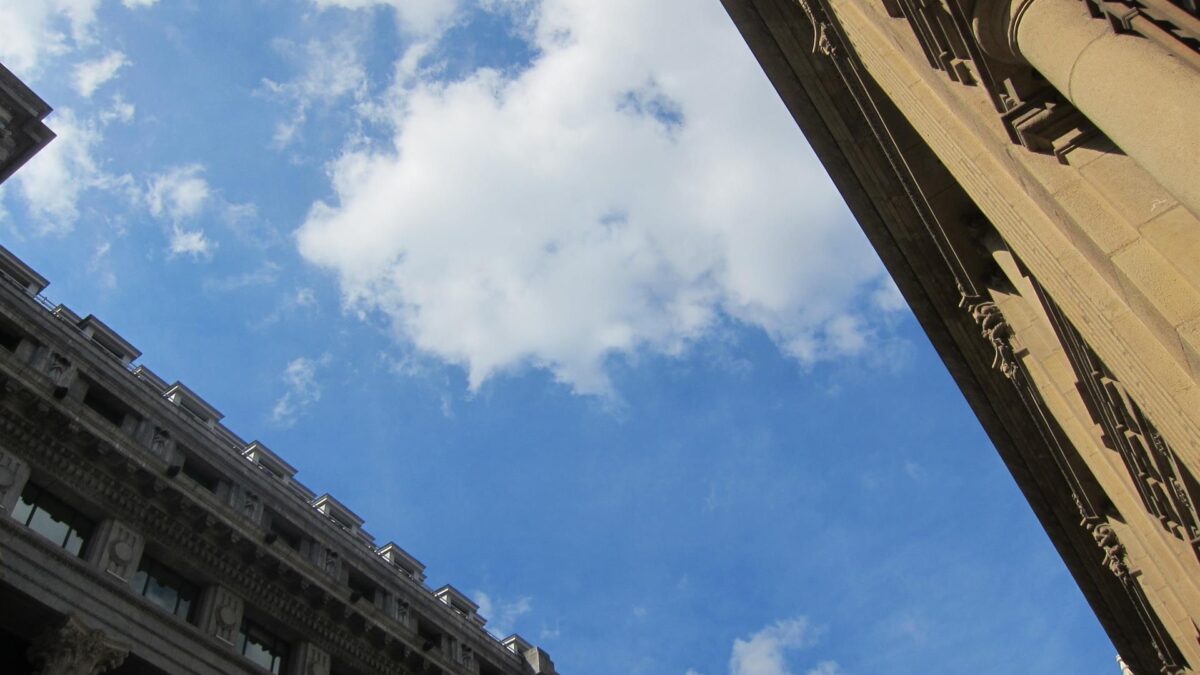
[26,615,129,675]
[197,585,244,646]
[289,642,331,675]
[86,520,145,583]
[0,445,31,513]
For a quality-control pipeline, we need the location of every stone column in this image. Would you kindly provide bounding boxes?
[26,615,128,675]
[974,0,1200,216]
[0,445,31,514]
[196,585,244,647]
[289,642,331,675]
[86,520,145,583]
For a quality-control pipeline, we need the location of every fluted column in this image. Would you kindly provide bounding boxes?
[973,0,1200,217]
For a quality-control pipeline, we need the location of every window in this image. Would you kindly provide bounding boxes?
[266,511,302,552]
[179,453,219,493]
[237,619,289,674]
[10,483,94,556]
[0,316,23,352]
[129,557,198,622]
[82,382,134,428]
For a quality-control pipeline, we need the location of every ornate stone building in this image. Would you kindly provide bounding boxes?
[0,239,562,675]
[0,67,557,675]
[720,1,1200,673]
[0,62,54,185]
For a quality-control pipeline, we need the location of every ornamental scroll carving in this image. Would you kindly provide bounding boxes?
[228,484,263,525]
[958,289,1019,379]
[149,426,172,458]
[92,520,144,582]
[201,586,244,645]
[26,615,129,675]
[47,353,72,389]
[0,445,30,513]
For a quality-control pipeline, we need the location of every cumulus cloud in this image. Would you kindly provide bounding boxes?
[272,354,331,426]
[730,618,842,675]
[474,591,532,639]
[72,50,129,97]
[122,0,158,7]
[168,227,215,260]
[10,108,121,234]
[146,164,211,221]
[296,0,891,396]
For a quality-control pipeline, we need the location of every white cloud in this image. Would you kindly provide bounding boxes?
[88,240,116,289]
[146,164,211,222]
[100,94,136,124]
[122,0,158,7]
[203,262,282,292]
[0,0,103,75]
[261,37,368,147]
[11,108,118,234]
[296,0,891,396]
[311,0,461,35]
[168,226,214,260]
[271,354,330,426]
[474,591,532,639]
[728,618,844,675]
[730,618,817,675]
[72,50,129,97]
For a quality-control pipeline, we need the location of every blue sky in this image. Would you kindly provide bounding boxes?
[0,1,1117,673]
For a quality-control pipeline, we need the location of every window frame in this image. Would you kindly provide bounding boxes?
[128,555,200,623]
[10,482,94,557]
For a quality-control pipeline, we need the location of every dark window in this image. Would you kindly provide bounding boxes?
[10,483,94,556]
[266,512,302,551]
[348,570,377,604]
[129,557,198,622]
[179,454,219,493]
[0,316,23,352]
[82,382,132,427]
[237,619,288,674]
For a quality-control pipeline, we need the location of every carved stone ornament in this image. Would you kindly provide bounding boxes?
[958,289,1019,379]
[201,586,244,645]
[149,427,171,457]
[47,353,71,387]
[93,520,144,582]
[26,615,129,675]
[0,445,31,513]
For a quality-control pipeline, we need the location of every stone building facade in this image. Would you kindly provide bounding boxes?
[0,69,558,672]
[720,1,1200,673]
[0,239,560,675]
[0,63,54,185]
